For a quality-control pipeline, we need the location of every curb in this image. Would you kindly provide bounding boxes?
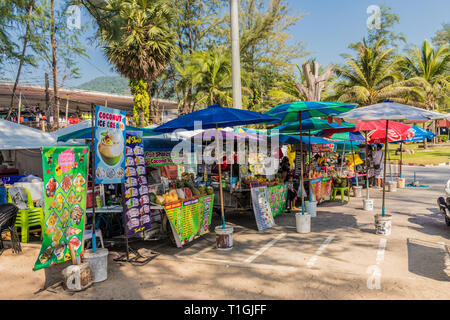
[389,161,450,167]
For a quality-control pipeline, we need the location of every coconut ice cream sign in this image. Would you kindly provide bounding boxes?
[94,105,127,184]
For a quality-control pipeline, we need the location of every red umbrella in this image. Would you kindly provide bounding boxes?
[354,120,413,144]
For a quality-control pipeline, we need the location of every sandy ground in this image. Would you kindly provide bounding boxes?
[0,166,449,300]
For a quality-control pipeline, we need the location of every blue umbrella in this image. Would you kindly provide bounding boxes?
[153,104,280,133]
[404,125,435,142]
[153,104,281,229]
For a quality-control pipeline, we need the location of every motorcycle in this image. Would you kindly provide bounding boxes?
[437,179,450,226]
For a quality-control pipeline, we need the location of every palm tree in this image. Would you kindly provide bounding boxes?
[400,39,449,112]
[85,0,177,125]
[332,39,423,106]
[176,47,233,109]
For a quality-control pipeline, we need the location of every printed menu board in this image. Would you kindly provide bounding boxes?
[34,146,89,270]
[164,194,214,247]
[267,184,288,217]
[124,131,151,236]
[250,183,275,231]
[94,105,126,184]
[144,150,185,167]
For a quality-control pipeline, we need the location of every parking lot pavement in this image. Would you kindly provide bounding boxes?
[1,166,449,299]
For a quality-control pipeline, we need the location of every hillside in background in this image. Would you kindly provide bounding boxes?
[75,76,131,95]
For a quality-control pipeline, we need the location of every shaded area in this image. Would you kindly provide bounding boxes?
[407,238,449,282]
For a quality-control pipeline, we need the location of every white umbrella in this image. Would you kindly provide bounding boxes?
[338,101,448,217]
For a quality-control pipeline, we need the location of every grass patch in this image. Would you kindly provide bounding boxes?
[387,143,450,165]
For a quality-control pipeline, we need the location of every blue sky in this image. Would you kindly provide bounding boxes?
[8,0,450,88]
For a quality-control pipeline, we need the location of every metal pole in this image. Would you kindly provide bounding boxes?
[400,141,403,178]
[216,124,225,228]
[351,139,358,186]
[91,103,97,252]
[65,99,69,126]
[17,92,21,123]
[298,112,305,214]
[382,120,389,217]
[230,0,242,109]
[308,130,312,202]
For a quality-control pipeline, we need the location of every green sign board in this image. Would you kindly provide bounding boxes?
[267,183,288,217]
[145,150,185,167]
[34,146,89,271]
[164,194,214,247]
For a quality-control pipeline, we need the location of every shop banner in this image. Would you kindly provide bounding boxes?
[164,194,214,247]
[124,131,152,236]
[145,150,185,167]
[321,177,333,201]
[94,105,126,184]
[309,177,333,203]
[250,183,275,231]
[267,184,288,217]
[312,143,334,153]
[34,146,89,270]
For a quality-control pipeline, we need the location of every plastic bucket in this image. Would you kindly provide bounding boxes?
[295,212,311,233]
[83,248,109,283]
[397,178,405,189]
[374,214,392,235]
[305,201,317,217]
[353,186,363,198]
[387,181,397,192]
[215,225,233,250]
[363,199,374,211]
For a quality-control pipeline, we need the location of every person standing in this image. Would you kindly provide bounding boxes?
[373,144,384,188]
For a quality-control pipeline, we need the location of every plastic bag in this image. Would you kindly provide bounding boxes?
[18,175,42,182]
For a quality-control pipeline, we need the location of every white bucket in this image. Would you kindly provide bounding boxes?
[295,212,311,233]
[353,185,363,198]
[387,181,397,192]
[363,199,374,211]
[84,248,109,283]
[397,178,405,188]
[374,214,392,235]
[305,201,317,217]
[215,225,233,250]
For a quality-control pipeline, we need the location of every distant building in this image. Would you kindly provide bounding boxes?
[0,81,178,130]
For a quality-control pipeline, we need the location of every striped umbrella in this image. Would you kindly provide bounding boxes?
[265,101,357,216]
[271,118,356,134]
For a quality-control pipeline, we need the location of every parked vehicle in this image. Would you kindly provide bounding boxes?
[437,179,450,226]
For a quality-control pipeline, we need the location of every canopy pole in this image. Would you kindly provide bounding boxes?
[216,123,225,228]
[400,141,403,178]
[308,130,312,202]
[298,112,305,214]
[90,103,97,252]
[351,139,358,186]
[382,120,389,217]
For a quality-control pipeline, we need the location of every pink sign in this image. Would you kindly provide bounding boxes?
[58,149,75,173]
[312,143,334,153]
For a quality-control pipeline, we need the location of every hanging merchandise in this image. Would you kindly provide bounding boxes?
[34,146,89,270]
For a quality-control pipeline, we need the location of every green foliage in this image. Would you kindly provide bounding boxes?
[432,23,450,46]
[366,5,406,48]
[438,134,449,143]
[130,79,150,127]
[76,76,131,95]
[332,39,423,106]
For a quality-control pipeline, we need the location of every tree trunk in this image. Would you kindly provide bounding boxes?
[8,0,34,119]
[50,0,59,130]
[45,73,50,131]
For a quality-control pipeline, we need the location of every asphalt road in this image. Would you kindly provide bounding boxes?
[1,166,449,299]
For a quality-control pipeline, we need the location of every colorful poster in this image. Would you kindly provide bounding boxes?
[164,194,214,247]
[310,178,322,202]
[250,183,275,231]
[34,146,89,271]
[312,143,334,153]
[321,177,333,201]
[124,131,152,236]
[145,150,185,167]
[94,105,126,184]
[267,183,288,217]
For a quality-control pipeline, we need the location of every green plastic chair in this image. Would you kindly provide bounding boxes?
[7,187,44,243]
[332,186,350,204]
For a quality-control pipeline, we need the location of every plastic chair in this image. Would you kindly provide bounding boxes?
[0,203,22,254]
[7,187,44,243]
[332,186,350,204]
[84,229,104,249]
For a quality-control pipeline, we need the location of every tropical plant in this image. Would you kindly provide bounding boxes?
[432,22,450,46]
[130,79,150,126]
[366,5,406,49]
[176,47,233,109]
[83,0,178,125]
[332,39,423,106]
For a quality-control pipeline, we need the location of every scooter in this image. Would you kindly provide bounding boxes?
[437,179,450,226]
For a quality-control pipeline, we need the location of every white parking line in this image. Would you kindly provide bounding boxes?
[367,237,387,290]
[438,242,450,276]
[243,233,286,264]
[307,235,335,268]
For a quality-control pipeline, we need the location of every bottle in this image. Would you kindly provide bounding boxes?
[96,194,101,208]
